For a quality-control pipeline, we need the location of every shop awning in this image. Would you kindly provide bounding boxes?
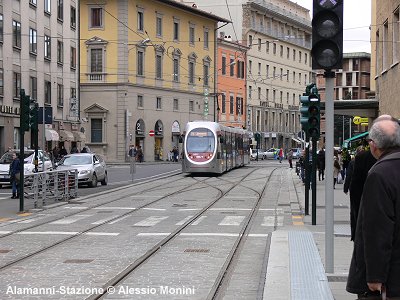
[45,129,59,141]
[342,132,369,148]
[59,130,74,141]
[291,137,302,144]
[72,131,86,142]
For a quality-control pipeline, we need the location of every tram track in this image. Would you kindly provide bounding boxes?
[85,167,266,300]
[0,174,216,271]
[0,166,260,273]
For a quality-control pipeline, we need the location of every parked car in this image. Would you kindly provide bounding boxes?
[0,150,53,187]
[250,148,265,160]
[55,153,108,187]
[263,148,278,160]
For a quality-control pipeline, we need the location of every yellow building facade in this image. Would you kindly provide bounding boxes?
[80,0,229,162]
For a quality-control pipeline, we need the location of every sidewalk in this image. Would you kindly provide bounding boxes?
[264,169,355,300]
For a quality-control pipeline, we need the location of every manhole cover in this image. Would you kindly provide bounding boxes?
[184,249,210,253]
[0,250,11,253]
[63,259,93,264]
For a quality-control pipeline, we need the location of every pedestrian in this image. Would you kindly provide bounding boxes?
[278,148,284,163]
[128,145,136,158]
[9,152,20,199]
[59,145,68,157]
[173,147,179,162]
[348,145,377,241]
[346,116,400,299]
[52,146,59,161]
[287,149,293,168]
[317,149,325,181]
[343,154,354,195]
[333,156,341,189]
[70,145,79,154]
[81,146,88,153]
[136,146,143,162]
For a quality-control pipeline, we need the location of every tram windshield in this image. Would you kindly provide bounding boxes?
[186,128,215,152]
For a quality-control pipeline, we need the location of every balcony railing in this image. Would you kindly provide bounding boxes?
[87,73,107,82]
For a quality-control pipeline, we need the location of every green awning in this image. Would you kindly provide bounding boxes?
[342,132,369,148]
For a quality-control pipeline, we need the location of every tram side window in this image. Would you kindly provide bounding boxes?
[227,133,232,156]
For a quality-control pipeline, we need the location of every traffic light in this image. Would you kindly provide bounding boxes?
[307,88,320,139]
[254,132,261,144]
[20,90,30,132]
[300,95,310,135]
[29,102,39,132]
[312,0,343,70]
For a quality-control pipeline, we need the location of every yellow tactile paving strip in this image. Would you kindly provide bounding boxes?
[292,215,305,226]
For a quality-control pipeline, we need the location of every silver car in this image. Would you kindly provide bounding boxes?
[56,153,108,187]
[0,150,53,187]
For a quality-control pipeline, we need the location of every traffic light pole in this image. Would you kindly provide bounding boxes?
[311,137,317,225]
[325,71,335,274]
[304,143,310,215]
[19,90,27,212]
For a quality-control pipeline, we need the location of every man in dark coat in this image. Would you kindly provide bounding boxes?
[317,149,325,181]
[346,116,400,299]
[348,148,377,241]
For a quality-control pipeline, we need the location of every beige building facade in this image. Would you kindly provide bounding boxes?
[80,0,229,162]
[243,0,312,150]
[0,0,80,155]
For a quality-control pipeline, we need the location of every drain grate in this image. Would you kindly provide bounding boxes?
[327,275,348,282]
[184,249,210,253]
[172,204,188,207]
[0,250,11,253]
[63,259,93,264]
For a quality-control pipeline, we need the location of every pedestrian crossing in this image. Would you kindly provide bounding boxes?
[8,213,286,227]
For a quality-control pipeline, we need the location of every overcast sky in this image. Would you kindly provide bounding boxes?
[293,0,372,53]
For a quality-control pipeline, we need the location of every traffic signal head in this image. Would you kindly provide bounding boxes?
[312,0,343,70]
[307,93,320,139]
[300,95,310,134]
[29,102,39,132]
[254,132,261,143]
[20,92,31,132]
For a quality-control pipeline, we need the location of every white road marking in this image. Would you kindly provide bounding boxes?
[50,215,93,225]
[178,209,200,211]
[175,216,193,225]
[180,233,238,237]
[0,231,11,234]
[137,233,170,236]
[130,195,160,198]
[142,208,166,211]
[64,206,89,210]
[16,231,120,236]
[218,216,246,226]
[133,216,168,227]
[107,215,131,224]
[210,208,251,211]
[94,207,136,210]
[191,216,207,225]
[248,234,269,237]
[17,231,79,235]
[262,216,284,226]
[85,232,120,236]
[91,215,119,225]
[18,215,51,223]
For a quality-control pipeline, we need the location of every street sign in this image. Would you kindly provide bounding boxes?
[149,130,155,136]
[353,116,368,125]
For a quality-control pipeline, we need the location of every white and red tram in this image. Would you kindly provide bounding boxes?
[182,121,250,174]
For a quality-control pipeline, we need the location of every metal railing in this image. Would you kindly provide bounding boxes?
[23,169,78,209]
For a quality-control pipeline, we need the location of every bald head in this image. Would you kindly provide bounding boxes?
[369,117,400,155]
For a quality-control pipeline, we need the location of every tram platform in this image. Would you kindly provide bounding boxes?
[263,170,354,300]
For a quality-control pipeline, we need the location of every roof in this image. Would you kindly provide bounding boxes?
[155,0,231,23]
[342,132,369,148]
[343,52,371,59]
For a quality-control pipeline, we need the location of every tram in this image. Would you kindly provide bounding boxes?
[182,121,250,174]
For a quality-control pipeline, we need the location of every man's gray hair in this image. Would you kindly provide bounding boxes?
[369,118,400,149]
